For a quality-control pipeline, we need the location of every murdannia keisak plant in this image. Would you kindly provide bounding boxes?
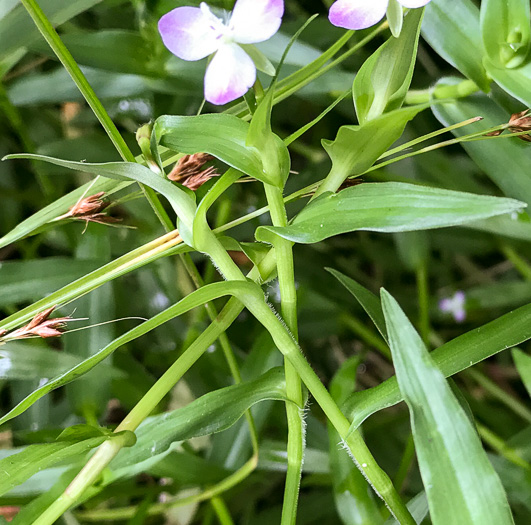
[1,0,531,524]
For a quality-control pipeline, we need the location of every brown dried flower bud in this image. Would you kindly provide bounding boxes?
[0,505,19,522]
[56,192,121,226]
[487,109,531,141]
[508,109,531,142]
[4,306,74,340]
[167,153,218,190]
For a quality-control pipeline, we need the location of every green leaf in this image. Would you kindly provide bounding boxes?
[257,182,525,244]
[326,268,387,342]
[0,177,129,250]
[106,368,287,481]
[353,9,423,124]
[328,270,531,430]
[316,106,424,195]
[484,58,531,108]
[247,88,291,188]
[4,154,197,245]
[0,342,83,380]
[0,257,101,307]
[431,86,531,209]
[381,289,514,525]
[0,436,107,497]
[481,0,531,68]
[384,492,429,525]
[422,0,490,91]
[0,281,259,428]
[512,349,531,399]
[240,44,276,76]
[0,0,103,62]
[152,114,273,185]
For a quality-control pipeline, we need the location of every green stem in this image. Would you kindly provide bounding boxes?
[404,79,480,105]
[263,184,304,525]
[32,297,246,525]
[244,298,415,525]
[211,496,235,525]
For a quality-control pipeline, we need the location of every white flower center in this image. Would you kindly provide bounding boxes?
[200,2,234,44]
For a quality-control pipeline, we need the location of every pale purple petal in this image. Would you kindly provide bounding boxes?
[158,6,222,61]
[454,308,466,323]
[230,0,284,44]
[438,298,451,312]
[399,0,431,7]
[329,0,388,30]
[204,43,256,105]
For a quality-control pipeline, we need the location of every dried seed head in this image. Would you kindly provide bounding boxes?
[57,192,121,226]
[509,109,531,141]
[168,153,218,190]
[5,306,74,340]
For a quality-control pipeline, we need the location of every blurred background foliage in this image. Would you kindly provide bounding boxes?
[1,0,531,524]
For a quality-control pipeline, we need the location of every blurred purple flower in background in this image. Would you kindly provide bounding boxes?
[329,0,431,30]
[439,291,466,323]
[158,0,284,105]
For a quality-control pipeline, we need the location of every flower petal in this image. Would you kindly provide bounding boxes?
[204,44,256,105]
[329,0,389,30]
[230,0,284,44]
[399,0,431,7]
[158,6,222,61]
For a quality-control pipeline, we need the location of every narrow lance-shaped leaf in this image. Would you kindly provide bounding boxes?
[3,154,197,245]
[327,269,531,429]
[481,0,531,68]
[0,281,260,427]
[257,182,526,245]
[107,368,287,481]
[0,0,103,62]
[381,289,514,525]
[353,8,423,124]
[0,433,131,497]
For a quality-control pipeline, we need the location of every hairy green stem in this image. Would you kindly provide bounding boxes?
[264,184,305,525]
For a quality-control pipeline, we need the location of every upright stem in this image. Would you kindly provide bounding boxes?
[242,297,415,525]
[264,185,304,525]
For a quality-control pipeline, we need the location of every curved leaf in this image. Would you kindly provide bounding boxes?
[107,368,287,480]
[0,281,260,427]
[3,154,197,245]
[257,182,525,244]
[153,114,271,184]
[329,270,531,430]
[381,289,514,525]
[353,8,423,124]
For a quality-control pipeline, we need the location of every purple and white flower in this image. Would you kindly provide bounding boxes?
[329,0,431,31]
[439,291,466,323]
[158,0,284,105]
